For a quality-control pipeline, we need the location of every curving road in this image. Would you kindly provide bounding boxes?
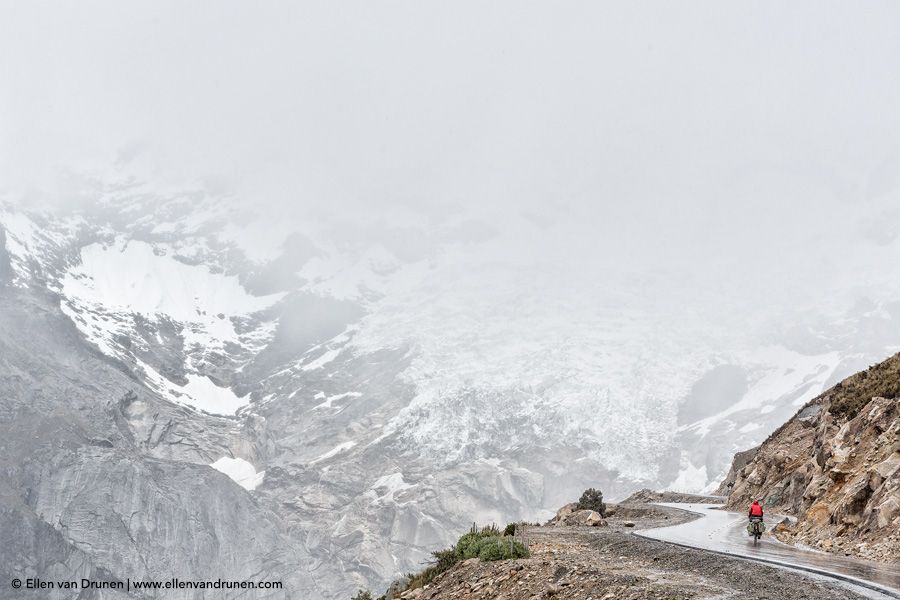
[634,503,900,599]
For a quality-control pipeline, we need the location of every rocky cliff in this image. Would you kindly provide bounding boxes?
[724,353,900,563]
[0,285,316,599]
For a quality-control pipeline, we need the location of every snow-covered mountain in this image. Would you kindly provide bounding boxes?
[2,179,900,597]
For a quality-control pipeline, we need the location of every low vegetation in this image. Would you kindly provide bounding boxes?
[455,524,529,561]
[828,352,900,418]
[355,523,529,599]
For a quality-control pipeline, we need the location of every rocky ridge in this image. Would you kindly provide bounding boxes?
[723,353,900,563]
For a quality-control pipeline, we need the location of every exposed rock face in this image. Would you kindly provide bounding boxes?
[0,286,316,599]
[714,447,757,495]
[725,354,900,563]
[0,225,11,282]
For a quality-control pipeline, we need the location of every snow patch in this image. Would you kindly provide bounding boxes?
[685,347,842,437]
[210,457,265,491]
[180,374,249,415]
[63,241,282,330]
[0,210,79,284]
[312,392,362,410]
[311,441,357,464]
[58,240,284,385]
[133,359,249,416]
[669,458,709,493]
[302,347,343,371]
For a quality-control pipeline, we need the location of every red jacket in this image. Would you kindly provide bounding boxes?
[749,502,764,517]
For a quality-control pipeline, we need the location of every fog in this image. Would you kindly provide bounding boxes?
[3,0,900,513]
[2,1,900,319]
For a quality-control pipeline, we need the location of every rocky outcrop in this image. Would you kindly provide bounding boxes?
[714,447,758,495]
[725,353,900,563]
[0,286,318,599]
[545,503,608,528]
[0,226,12,283]
[547,506,607,528]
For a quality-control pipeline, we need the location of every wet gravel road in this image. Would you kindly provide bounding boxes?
[636,503,900,599]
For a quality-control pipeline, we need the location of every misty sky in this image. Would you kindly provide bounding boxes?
[2,1,900,315]
[3,2,900,491]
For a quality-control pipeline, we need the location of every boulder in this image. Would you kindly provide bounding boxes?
[562,509,607,527]
[584,511,607,527]
[555,503,578,521]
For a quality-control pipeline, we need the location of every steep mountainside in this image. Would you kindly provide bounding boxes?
[0,286,317,599]
[724,353,900,563]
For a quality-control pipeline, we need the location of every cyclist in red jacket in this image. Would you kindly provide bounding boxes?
[748,499,765,541]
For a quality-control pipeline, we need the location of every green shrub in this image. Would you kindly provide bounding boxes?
[431,547,458,572]
[350,591,372,600]
[503,523,516,536]
[576,487,606,516]
[477,539,506,561]
[455,530,528,561]
[454,532,480,560]
[401,523,529,595]
[477,536,529,561]
[405,547,460,590]
[454,524,503,559]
